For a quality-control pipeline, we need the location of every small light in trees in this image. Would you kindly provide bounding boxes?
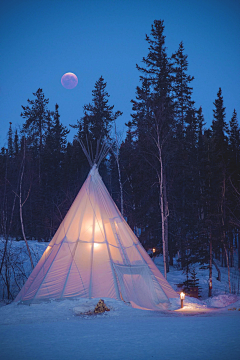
[209,279,212,289]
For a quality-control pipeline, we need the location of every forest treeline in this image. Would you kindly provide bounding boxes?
[1,20,240,284]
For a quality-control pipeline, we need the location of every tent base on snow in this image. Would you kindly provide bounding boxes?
[15,149,178,310]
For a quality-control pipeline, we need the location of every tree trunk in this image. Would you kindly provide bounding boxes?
[116,150,124,215]
[20,140,34,270]
[238,229,240,271]
[209,230,213,297]
[212,259,221,282]
[158,146,168,279]
[221,173,231,293]
[223,240,231,293]
[114,123,124,215]
[0,151,18,276]
[163,172,169,273]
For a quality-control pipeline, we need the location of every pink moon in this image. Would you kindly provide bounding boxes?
[61,72,78,89]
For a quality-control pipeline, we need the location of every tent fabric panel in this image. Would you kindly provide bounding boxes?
[78,200,95,242]
[151,275,173,303]
[109,245,123,264]
[136,244,178,298]
[96,176,121,221]
[92,205,105,243]
[116,221,135,247]
[91,186,106,243]
[15,243,61,301]
[125,245,144,265]
[104,222,118,247]
[123,222,139,245]
[62,260,89,298]
[63,242,92,298]
[64,194,87,242]
[53,182,89,245]
[91,243,118,299]
[35,242,76,299]
[113,264,167,310]
[116,216,139,246]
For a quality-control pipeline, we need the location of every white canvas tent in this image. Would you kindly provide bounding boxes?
[15,162,178,310]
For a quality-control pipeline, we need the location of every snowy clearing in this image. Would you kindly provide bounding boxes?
[1,297,240,360]
[0,240,240,359]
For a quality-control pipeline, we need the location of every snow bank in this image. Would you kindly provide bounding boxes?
[205,294,240,308]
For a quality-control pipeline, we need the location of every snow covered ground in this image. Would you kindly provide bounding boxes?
[0,240,240,359]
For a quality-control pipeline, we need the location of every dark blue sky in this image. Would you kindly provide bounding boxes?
[1,0,239,146]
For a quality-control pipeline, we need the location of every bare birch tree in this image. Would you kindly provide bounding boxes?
[13,139,34,270]
[111,123,124,215]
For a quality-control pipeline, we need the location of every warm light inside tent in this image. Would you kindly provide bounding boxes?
[45,246,51,253]
[94,221,104,237]
[114,220,119,232]
[94,243,100,249]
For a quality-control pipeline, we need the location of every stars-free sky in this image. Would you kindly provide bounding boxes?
[1,0,239,147]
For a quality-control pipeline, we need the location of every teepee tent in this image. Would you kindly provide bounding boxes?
[15,145,178,310]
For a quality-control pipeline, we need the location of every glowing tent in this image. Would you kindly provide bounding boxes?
[15,149,178,310]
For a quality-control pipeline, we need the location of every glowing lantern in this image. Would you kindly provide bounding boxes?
[180,292,185,308]
[209,279,212,289]
[152,248,156,253]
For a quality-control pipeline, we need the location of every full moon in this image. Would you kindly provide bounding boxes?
[61,72,78,89]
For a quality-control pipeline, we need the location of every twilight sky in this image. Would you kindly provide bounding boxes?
[1,0,239,147]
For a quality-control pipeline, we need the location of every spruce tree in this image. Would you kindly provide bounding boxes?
[21,88,49,152]
[13,130,19,156]
[211,88,231,291]
[71,76,122,193]
[133,20,175,277]
[229,109,240,166]
[169,42,196,269]
[74,76,122,146]
[172,41,195,130]
[20,88,50,185]
[7,122,13,157]
[228,109,240,270]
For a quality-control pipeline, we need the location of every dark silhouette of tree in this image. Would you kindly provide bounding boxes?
[73,76,122,145]
[211,88,231,291]
[21,88,50,183]
[133,20,175,277]
[7,122,13,157]
[172,41,195,130]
